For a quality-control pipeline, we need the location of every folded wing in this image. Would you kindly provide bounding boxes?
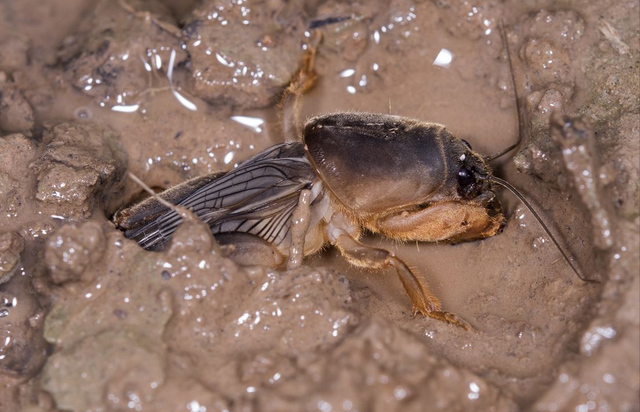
[126,143,317,250]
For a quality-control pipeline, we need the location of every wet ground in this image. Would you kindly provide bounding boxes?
[0,0,638,411]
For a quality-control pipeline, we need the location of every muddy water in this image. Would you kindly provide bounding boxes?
[0,0,638,411]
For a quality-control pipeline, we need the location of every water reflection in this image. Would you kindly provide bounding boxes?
[433,48,454,68]
[168,49,198,111]
[101,48,198,114]
[230,115,264,133]
[333,5,429,96]
[215,52,235,67]
[111,104,140,113]
[339,68,356,78]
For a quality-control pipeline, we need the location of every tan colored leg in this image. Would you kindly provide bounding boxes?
[373,200,504,244]
[334,234,470,330]
[280,31,322,143]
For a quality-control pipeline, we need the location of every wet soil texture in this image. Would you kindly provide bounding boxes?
[0,0,638,412]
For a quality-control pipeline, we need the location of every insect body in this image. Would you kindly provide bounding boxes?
[116,112,506,329]
[116,27,589,329]
[122,143,321,254]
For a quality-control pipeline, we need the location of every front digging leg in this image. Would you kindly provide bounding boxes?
[333,234,471,330]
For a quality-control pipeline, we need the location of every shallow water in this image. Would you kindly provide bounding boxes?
[0,0,638,411]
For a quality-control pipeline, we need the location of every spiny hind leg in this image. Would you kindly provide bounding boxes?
[333,234,470,330]
[280,31,322,143]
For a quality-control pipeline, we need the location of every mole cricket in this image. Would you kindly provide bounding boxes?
[114,28,589,330]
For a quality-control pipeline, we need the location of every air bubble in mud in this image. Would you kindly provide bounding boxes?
[74,107,92,119]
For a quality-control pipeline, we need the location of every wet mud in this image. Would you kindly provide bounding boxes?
[0,0,638,411]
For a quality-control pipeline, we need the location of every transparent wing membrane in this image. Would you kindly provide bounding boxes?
[126,143,318,250]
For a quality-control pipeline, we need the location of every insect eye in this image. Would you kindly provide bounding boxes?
[457,166,475,187]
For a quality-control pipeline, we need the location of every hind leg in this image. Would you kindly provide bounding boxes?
[333,234,471,330]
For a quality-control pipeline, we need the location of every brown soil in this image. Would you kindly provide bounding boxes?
[0,0,638,411]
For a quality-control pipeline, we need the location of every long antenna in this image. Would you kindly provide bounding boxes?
[485,21,524,162]
[487,175,598,283]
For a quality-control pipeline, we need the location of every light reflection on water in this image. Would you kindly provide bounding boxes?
[333,6,456,96]
[102,48,199,114]
[433,48,454,68]
[230,115,265,133]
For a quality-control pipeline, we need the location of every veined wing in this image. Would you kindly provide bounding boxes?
[126,143,317,250]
